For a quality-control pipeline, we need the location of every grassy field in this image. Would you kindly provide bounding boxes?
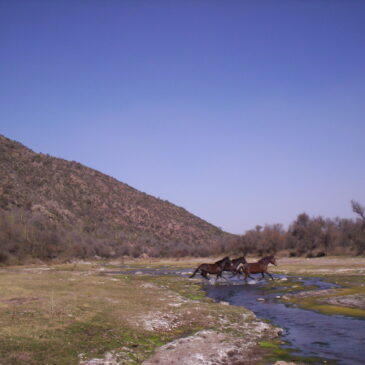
[0,263,279,365]
[1,256,364,364]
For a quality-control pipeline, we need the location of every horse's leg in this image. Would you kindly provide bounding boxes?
[216,270,225,281]
[233,270,241,279]
[231,266,242,278]
[221,271,230,281]
[201,271,209,280]
[244,272,249,282]
[190,267,200,278]
[238,264,248,280]
[247,271,255,280]
[238,266,246,279]
[266,271,274,280]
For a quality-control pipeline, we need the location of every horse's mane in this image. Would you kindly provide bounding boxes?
[215,256,230,264]
[258,255,274,263]
[232,255,246,262]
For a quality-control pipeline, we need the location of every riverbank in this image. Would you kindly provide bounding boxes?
[0,263,280,365]
[269,256,365,318]
[119,255,365,318]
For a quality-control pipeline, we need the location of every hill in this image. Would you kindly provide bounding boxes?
[0,135,237,263]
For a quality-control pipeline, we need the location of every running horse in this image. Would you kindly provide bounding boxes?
[223,255,247,277]
[237,255,277,281]
[189,256,231,280]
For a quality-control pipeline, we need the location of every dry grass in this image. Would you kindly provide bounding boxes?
[269,256,365,275]
[118,255,365,274]
[0,263,275,365]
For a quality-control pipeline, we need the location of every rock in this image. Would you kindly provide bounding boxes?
[275,295,281,299]
[248,280,258,285]
[274,361,297,365]
[220,301,230,306]
[257,297,265,302]
[142,329,264,365]
[280,277,288,281]
[79,351,121,365]
[135,271,143,275]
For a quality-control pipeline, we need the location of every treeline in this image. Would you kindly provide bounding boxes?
[228,200,365,257]
[0,208,118,264]
[0,201,364,265]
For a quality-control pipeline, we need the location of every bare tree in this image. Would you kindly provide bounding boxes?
[351,200,365,220]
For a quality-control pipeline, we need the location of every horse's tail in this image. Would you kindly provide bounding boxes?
[190,266,201,278]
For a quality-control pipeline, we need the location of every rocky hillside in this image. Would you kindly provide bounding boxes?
[0,135,236,262]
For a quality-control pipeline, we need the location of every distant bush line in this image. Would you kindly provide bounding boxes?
[226,200,365,258]
[0,200,364,265]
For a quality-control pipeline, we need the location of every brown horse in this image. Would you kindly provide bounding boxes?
[237,255,277,281]
[190,256,231,280]
[223,255,247,277]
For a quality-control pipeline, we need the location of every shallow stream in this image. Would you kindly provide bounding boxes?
[111,267,365,364]
[205,276,365,365]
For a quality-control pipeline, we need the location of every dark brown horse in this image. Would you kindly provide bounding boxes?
[190,256,231,280]
[237,255,277,281]
[223,255,247,277]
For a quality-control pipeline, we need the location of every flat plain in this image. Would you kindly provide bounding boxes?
[0,256,364,365]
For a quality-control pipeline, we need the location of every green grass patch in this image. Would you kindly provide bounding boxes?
[280,275,365,319]
[259,340,338,365]
[302,303,365,319]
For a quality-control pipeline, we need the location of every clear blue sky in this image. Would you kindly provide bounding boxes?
[1,0,364,234]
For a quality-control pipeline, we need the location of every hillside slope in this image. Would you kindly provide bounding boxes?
[0,135,236,262]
